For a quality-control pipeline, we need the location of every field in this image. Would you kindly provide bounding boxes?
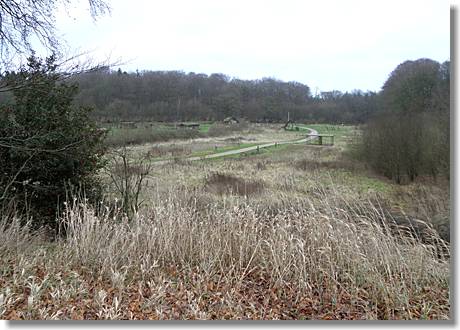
[102,121,261,147]
[0,122,450,320]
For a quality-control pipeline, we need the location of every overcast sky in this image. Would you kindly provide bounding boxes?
[55,0,451,93]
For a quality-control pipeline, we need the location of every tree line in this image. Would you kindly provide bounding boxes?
[69,69,379,124]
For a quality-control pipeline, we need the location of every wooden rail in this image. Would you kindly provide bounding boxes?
[306,134,334,146]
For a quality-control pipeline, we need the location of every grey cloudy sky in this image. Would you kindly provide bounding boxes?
[55,0,451,93]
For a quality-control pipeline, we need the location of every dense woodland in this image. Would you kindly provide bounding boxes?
[69,69,379,124]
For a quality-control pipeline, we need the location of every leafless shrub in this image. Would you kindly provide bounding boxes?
[106,147,152,219]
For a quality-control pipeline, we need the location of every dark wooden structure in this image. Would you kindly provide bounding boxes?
[307,134,334,146]
[283,120,295,130]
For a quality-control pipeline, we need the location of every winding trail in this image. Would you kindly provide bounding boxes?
[152,127,318,166]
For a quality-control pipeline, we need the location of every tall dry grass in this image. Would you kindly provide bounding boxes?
[0,181,450,319]
[57,184,449,317]
[0,217,31,257]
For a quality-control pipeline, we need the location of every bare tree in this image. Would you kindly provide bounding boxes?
[106,147,152,220]
[0,0,118,93]
[0,0,110,64]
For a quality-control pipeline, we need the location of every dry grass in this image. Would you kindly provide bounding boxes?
[0,216,39,257]
[294,158,359,172]
[104,126,203,147]
[145,145,192,159]
[391,182,450,242]
[204,172,265,196]
[0,182,450,320]
[0,125,450,320]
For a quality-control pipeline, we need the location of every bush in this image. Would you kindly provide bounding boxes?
[0,55,106,229]
[357,59,449,183]
[360,112,448,183]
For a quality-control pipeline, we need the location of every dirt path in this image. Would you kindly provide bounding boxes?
[152,127,318,165]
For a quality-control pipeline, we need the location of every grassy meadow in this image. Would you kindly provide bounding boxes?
[0,122,450,320]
